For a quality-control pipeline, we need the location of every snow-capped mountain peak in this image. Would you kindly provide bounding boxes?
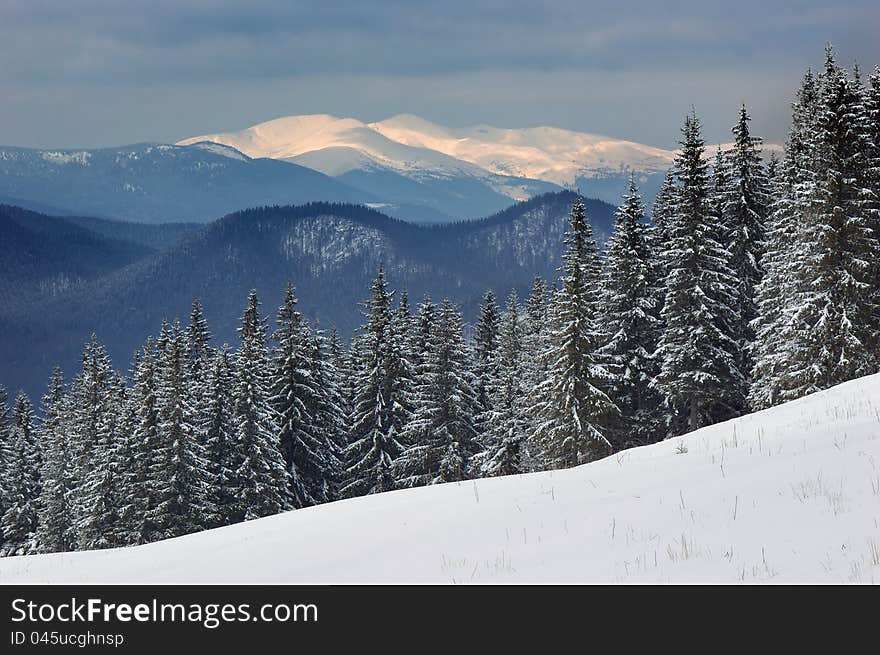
[178,113,676,188]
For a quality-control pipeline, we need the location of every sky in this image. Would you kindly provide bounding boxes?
[1,1,878,151]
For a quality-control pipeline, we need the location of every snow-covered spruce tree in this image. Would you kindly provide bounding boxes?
[650,169,678,294]
[147,320,211,540]
[723,104,771,382]
[328,328,354,428]
[750,70,820,410]
[473,290,502,429]
[530,197,617,469]
[125,337,161,543]
[864,68,880,331]
[477,291,527,476]
[782,50,880,398]
[411,294,437,373]
[653,112,744,435]
[598,175,663,449]
[0,385,12,551]
[341,266,405,497]
[232,291,291,521]
[707,147,748,422]
[76,370,131,551]
[185,299,213,456]
[386,289,416,446]
[305,330,348,501]
[395,299,480,486]
[766,151,781,186]
[35,368,77,554]
[519,276,551,471]
[0,393,41,556]
[186,298,213,408]
[201,345,237,527]
[69,335,122,549]
[271,282,332,508]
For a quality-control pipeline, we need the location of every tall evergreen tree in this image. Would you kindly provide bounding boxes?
[70,335,121,549]
[35,368,76,553]
[0,386,11,551]
[232,291,291,520]
[782,50,880,397]
[650,169,678,296]
[724,104,771,383]
[396,299,480,486]
[201,345,237,527]
[750,70,820,409]
[127,338,161,543]
[342,266,405,497]
[531,197,617,468]
[272,282,331,508]
[599,176,663,448]
[306,331,348,501]
[654,112,744,434]
[478,291,527,476]
[0,393,40,555]
[148,320,211,539]
[473,290,502,427]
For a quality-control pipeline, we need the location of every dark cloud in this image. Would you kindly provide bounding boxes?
[1,1,878,149]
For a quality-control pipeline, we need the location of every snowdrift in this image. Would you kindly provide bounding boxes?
[2,373,879,583]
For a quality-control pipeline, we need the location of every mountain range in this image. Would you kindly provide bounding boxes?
[0,191,615,400]
[180,113,677,216]
[0,142,372,224]
[0,115,678,226]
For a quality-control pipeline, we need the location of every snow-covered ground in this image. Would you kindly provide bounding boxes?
[2,374,879,584]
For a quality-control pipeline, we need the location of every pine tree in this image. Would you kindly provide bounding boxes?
[782,49,880,398]
[0,393,40,555]
[654,112,744,434]
[201,345,237,527]
[478,291,527,476]
[520,276,550,470]
[271,282,331,508]
[650,169,678,292]
[70,335,122,549]
[473,290,502,427]
[724,104,771,383]
[148,320,211,539]
[342,266,405,497]
[307,331,348,501]
[232,291,290,520]
[126,337,161,543]
[35,368,77,553]
[708,147,749,421]
[385,289,416,449]
[531,197,617,468]
[186,298,213,395]
[599,175,663,448]
[750,70,819,409]
[863,67,880,342]
[185,298,213,445]
[0,386,11,551]
[328,328,354,428]
[396,299,480,486]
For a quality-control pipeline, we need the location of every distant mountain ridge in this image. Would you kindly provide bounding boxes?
[0,191,614,400]
[0,142,371,224]
[178,113,678,206]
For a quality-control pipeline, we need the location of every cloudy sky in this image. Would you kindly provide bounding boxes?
[1,0,878,150]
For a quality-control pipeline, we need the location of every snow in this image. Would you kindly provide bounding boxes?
[39,151,91,166]
[185,141,251,162]
[2,373,879,583]
[176,113,679,188]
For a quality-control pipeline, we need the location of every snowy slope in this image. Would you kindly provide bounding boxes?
[178,113,676,188]
[3,373,879,584]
